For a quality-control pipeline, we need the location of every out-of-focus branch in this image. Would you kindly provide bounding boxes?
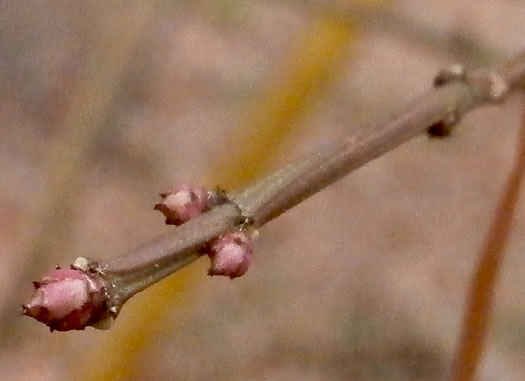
[283,0,502,63]
[24,51,525,330]
[450,100,525,381]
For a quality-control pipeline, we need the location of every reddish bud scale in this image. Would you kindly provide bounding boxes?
[154,185,211,226]
[207,231,254,279]
[22,268,107,331]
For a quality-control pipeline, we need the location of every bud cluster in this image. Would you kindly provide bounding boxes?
[155,185,256,279]
[23,184,256,332]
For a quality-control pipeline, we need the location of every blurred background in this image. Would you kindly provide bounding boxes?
[1,1,525,380]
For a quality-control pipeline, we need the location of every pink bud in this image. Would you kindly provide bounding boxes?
[208,232,254,279]
[154,185,210,226]
[22,268,107,331]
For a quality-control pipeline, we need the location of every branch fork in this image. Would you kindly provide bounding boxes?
[428,63,510,137]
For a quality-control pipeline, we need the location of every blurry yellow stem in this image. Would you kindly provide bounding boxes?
[217,17,356,189]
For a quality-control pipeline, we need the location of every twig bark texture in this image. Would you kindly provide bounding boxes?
[103,52,525,307]
[24,51,525,329]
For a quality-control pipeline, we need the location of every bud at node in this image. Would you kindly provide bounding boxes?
[154,185,210,225]
[207,231,254,279]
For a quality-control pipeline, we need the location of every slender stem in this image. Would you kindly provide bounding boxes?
[234,54,525,225]
[234,83,472,225]
[450,100,525,381]
[101,52,525,309]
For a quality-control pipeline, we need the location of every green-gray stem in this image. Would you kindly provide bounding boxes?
[102,52,525,311]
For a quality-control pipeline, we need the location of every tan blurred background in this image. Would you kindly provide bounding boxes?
[1,1,525,380]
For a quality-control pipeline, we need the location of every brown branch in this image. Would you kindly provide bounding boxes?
[23,51,525,330]
[103,53,525,309]
[100,52,525,309]
[450,99,525,380]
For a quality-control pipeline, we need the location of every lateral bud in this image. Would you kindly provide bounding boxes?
[207,231,255,279]
[154,185,228,226]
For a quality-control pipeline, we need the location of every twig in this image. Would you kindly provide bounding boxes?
[24,51,525,330]
[67,15,359,381]
[103,52,525,308]
[450,99,525,380]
